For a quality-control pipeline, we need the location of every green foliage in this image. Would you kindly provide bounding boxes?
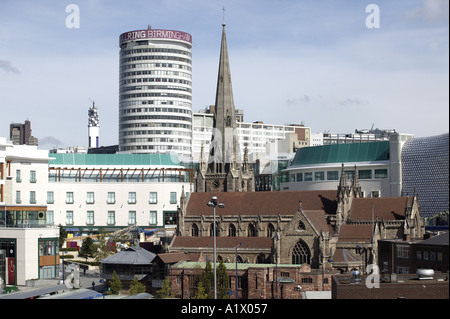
[193,280,208,299]
[200,260,214,299]
[217,260,230,299]
[109,271,122,295]
[157,276,172,299]
[129,276,146,295]
[78,237,96,261]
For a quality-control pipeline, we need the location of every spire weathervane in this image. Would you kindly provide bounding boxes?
[222,6,226,26]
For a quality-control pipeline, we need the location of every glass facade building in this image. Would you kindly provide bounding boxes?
[401,133,449,219]
[118,29,193,158]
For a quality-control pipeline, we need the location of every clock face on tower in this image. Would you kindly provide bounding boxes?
[213,179,221,188]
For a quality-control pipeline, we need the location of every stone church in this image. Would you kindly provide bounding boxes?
[174,163,425,273]
[171,23,425,274]
[195,23,254,193]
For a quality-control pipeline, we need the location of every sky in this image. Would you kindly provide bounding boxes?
[0,0,448,150]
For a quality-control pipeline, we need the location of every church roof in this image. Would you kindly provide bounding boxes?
[349,196,412,221]
[337,224,374,243]
[185,190,338,216]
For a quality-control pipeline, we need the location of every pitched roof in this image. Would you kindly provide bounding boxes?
[171,236,273,249]
[349,197,411,221]
[185,190,337,216]
[156,252,196,264]
[417,232,449,246]
[337,224,374,242]
[100,246,156,265]
[303,210,333,233]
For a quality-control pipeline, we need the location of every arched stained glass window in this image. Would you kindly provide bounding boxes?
[292,239,311,264]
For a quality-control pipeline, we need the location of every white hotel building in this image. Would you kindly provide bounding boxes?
[192,109,311,163]
[118,28,193,158]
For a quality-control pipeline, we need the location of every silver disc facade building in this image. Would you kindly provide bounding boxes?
[119,28,193,158]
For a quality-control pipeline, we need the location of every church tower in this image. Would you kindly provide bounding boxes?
[196,23,254,192]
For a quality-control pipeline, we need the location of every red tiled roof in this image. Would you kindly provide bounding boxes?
[337,224,374,242]
[171,236,273,249]
[185,191,337,216]
[303,210,333,233]
[350,197,410,221]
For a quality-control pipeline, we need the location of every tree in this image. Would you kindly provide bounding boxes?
[157,276,172,299]
[200,260,214,299]
[193,280,208,299]
[217,260,230,299]
[78,237,95,262]
[93,231,116,266]
[129,276,146,295]
[109,271,122,295]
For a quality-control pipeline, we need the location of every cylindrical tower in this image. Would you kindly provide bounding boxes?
[118,28,193,158]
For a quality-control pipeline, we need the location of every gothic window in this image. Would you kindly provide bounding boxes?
[228,224,236,237]
[267,223,275,237]
[247,224,256,237]
[191,223,199,237]
[210,223,219,237]
[292,239,311,265]
[256,253,266,264]
[236,255,243,263]
[298,221,306,230]
[226,115,231,127]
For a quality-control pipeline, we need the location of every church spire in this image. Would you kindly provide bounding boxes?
[208,22,237,174]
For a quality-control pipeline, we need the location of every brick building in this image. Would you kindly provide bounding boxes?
[169,261,332,299]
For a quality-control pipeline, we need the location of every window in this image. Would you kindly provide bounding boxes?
[164,211,177,225]
[66,211,74,225]
[396,266,409,274]
[16,169,21,183]
[416,251,422,260]
[149,192,158,204]
[47,191,54,204]
[228,224,236,237]
[292,239,311,264]
[301,278,313,284]
[192,223,199,236]
[30,170,36,183]
[327,171,339,180]
[150,211,157,225]
[267,223,275,237]
[66,192,74,204]
[30,191,36,204]
[170,192,177,204]
[128,211,136,225]
[87,211,94,225]
[304,172,313,181]
[107,211,115,225]
[16,191,21,204]
[375,169,388,179]
[248,224,257,237]
[371,191,380,198]
[107,192,115,204]
[358,170,372,180]
[314,171,325,181]
[128,192,136,204]
[86,192,95,204]
[396,245,409,259]
[47,210,54,225]
[296,173,303,182]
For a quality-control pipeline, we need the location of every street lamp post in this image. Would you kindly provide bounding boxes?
[207,196,224,299]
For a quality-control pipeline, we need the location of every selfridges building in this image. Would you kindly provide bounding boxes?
[401,133,449,219]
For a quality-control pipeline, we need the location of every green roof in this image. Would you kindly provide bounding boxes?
[291,141,390,166]
[48,153,181,166]
[174,261,303,270]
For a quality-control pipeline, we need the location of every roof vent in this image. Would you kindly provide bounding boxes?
[416,269,434,280]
